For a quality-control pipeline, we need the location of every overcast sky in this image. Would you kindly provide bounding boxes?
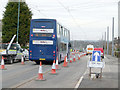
[0,0,119,41]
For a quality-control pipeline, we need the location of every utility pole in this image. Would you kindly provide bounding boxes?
[107,26,109,55]
[112,17,114,56]
[102,33,103,48]
[104,32,106,54]
[16,0,20,44]
[71,33,74,51]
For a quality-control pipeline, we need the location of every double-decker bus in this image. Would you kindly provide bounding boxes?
[29,19,70,64]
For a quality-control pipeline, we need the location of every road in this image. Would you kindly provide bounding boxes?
[1,54,119,89]
[2,60,54,88]
[2,53,88,88]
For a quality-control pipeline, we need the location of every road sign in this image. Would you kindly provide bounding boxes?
[88,50,105,68]
[88,61,105,68]
[88,50,105,78]
[92,51,101,62]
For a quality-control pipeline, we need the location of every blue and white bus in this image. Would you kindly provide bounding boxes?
[29,19,70,64]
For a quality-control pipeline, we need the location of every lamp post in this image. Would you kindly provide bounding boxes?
[112,17,114,56]
[16,0,20,44]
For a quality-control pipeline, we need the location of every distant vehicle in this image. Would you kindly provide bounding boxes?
[0,35,25,64]
[29,19,70,64]
[86,44,94,55]
[94,48,104,58]
[23,49,29,60]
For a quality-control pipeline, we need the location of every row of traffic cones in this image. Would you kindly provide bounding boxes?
[0,55,25,70]
[36,52,86,81]
[36,56,60,80]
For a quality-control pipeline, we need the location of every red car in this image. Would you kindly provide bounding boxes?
[94,48,104,58]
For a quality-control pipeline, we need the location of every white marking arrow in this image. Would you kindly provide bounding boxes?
[94,52,100,62]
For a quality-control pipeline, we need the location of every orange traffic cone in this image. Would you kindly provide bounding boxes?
[51,60,57,74]
[78,54,80,60]
[63,56,68,67]
[70,56,72,63]
[72,52,74,55]
[55,57,59,70]
[73,55,76,62]
[36,61,46,81]
[0,56,7,70]
[80,53,82,58]
[66,55,68,64]
[83,53,85,56]
[21,55,25,65]
[81,53,83,57]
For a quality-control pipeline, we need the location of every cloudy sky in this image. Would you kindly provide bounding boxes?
[0,0,119,41]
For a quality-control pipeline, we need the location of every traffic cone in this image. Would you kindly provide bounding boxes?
[66,55,68,64]
[69,56,72,63]
[21,55,25,65]
[72,52,74,55]
[81,53,83,57]
[55,57,59,70]
[63,56,68,67]
[36,61,46,81]
[0,56,7,70]
[80,53,82,58]
[78,54,80,60]
[84,53,85,56]
[73,55,76,62]
[51,60,57,74]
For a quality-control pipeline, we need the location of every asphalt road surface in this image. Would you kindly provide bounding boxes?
[2,54,118,89]
[2,54,88,88]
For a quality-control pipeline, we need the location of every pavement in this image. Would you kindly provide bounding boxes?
[78,55,118,88]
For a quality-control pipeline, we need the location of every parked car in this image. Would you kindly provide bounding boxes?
[94,48,104,58]
[23,49,29,60]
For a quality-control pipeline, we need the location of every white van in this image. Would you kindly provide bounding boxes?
[86,44,94,55]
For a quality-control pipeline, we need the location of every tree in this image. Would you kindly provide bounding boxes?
[2,2,32,46]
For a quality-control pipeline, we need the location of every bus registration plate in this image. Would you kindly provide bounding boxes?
[39,58,45,60]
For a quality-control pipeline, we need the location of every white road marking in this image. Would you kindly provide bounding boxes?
[74,69,87,89]
[104,56,106,58]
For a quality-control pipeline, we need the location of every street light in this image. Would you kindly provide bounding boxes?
[16,0,20,44]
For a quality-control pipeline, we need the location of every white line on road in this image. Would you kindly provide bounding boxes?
[74,76,83,89]
[74,69,87,89]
